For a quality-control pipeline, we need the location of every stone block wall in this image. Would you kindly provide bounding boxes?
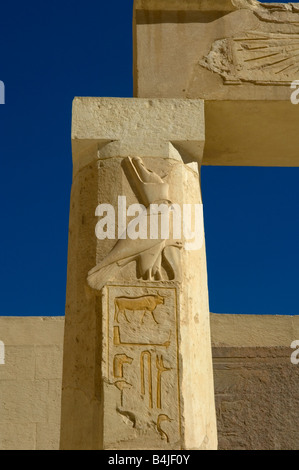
[0,317,64,450]
[0,314,298,449]
[211,314,299,450]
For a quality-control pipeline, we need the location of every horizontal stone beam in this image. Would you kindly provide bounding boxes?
[134,0,299,167]
[203,100,299,167]
[134,0,299,101]
[72,98,205,174]
[134,0,236,12]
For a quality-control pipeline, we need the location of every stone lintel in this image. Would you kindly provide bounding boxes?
[134,0,237,12]
[133,1,299,102]
[204,100,299,167]
[133,1,299,167]
[71,98,205,175]
[134,0,298,13]
[210,313,299,348]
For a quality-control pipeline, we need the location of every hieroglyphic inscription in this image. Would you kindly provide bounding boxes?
[156,355,171,410]
[103,284,181,447]
[113,326,171,348]
[140,351,153,409]
[113,354,133,378]
[157,414,172,444]
[114,380,132,407]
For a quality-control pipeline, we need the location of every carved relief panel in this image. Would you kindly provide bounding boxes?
[87,156,184,291]
[200,32,299,85]
[102,283,182,449]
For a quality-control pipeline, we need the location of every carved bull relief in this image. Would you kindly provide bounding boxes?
[114,294,165,324]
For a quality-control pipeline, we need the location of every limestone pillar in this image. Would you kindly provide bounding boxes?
[60,97,217,450]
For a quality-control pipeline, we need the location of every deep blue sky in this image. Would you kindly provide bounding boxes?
[0,0,298,316]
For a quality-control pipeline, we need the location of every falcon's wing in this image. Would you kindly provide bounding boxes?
[87,210,166,289]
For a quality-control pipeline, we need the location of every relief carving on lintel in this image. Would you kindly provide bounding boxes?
[232,0,299,25]
[198,0,299,86]
[200,31,299,85]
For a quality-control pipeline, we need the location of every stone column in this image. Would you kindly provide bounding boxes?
[60,98,217,450]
